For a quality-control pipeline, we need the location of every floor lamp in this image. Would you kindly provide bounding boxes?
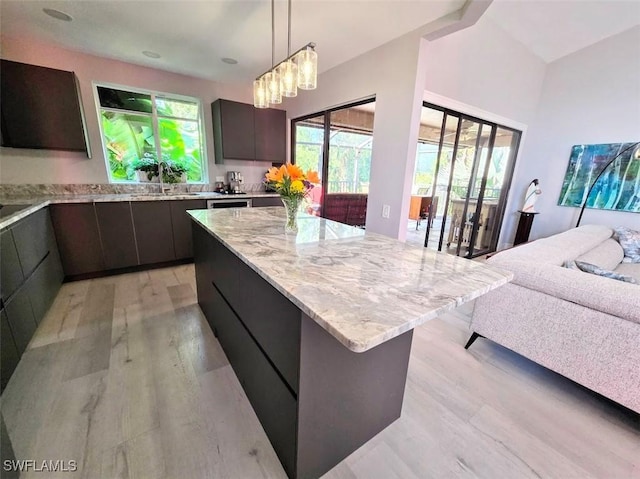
[575,141,640,227]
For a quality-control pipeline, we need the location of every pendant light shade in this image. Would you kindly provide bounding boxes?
[280,60,298,97]
[253,77,268,109]
[296,46,317,90]
[265,70,282,104]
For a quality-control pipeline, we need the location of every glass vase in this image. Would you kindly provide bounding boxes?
[281,196,301,234]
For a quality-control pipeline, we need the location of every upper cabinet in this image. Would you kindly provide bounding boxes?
[212,99,286,163]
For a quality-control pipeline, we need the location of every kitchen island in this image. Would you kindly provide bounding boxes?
[189,207,512,479]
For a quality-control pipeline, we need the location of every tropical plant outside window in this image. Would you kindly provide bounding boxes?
[295,125,372,194]
[96,85,206,183]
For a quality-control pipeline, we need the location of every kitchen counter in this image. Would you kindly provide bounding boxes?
[189,207,512,478]
[0,191,280,230]
[189,207,512,352]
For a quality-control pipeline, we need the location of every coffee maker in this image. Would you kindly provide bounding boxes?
[227,171,244,193]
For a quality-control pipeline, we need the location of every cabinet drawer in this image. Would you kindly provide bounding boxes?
[24,252,63,325]
[210,236,241,307]
[234,259,300,394]
[11,208,51,277]
[251,197,284,208]
[1,309,20,392]
[4,287,37,355]
[210,284,297,477]
[1,230,24,301]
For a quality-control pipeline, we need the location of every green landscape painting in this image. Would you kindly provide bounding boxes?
[558,142,640,213]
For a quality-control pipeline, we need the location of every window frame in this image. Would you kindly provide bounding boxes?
[93,81,208,184]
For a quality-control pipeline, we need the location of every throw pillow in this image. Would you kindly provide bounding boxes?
[573,260,638,284]
[614,227,640,263]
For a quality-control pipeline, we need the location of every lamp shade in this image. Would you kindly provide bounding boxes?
[280,60,298,97]
[253,77,268,109]
[296,47,317,90]
[265,70,282,105]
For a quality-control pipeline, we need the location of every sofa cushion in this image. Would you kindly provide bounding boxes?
[495,259,640,324]
[573,260,638,284]
[615,263,640,283]
[575,238,624,270]
[614,227,640,263]
[490,225,613,267]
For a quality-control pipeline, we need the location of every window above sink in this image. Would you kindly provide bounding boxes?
[94,83,208,185]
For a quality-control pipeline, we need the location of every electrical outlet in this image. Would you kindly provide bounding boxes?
[382,204,390,218]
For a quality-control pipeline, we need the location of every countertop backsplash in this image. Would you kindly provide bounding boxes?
[0,182,269,199]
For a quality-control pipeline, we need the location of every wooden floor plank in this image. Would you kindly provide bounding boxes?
[1,264,638,479]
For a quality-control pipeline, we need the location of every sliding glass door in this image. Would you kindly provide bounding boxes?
[292,99,375,227]
[412,103,520,257]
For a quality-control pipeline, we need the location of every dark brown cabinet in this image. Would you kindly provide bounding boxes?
[4,287,37,355]
[170,200,206,259]
[1,309,20,391]
[50,203,105,276]
[192,224,297,474]
[131,201,175,265]
[1,230,24,302]
[11,208,53,277]
[212,99,286,163]
[95,202,138,270]
[254,107,286,163]
[212,99,255,161]
[251,196,284,207]
[24,252,63,325]
[0,208,62,391]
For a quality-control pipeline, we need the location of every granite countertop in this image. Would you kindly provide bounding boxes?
[188,207,513,353]
[0,191,280,229]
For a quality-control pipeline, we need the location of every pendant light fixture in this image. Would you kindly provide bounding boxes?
[280,0,298,97]
[296,45,317,90]
[252,0,317,108]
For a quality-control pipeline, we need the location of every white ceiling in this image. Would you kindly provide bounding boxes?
[485,0,640,63]
[1,1,638,84]
[0,0,465,83]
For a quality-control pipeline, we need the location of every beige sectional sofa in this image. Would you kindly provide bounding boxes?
[467,225,640,413]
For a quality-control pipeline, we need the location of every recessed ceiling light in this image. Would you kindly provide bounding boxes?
[221,57,238,65]
[142,51,161,59]
[43,8,73,21]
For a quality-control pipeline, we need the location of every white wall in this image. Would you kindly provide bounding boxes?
[286,14,547,242]
[515,26,640,240]
[423,16,546,126]
[422,15,547,248]
[0,35,279,187]
[287,31,429,239]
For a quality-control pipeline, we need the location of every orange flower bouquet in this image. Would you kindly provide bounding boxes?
[264,164,320,233]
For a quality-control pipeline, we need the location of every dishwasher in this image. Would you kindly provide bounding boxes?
[206,197,252,209]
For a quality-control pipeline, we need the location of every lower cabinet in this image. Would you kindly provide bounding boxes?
[4,286,37,356]
[24,252,64,325]
[193,224,300,472]
[0,207,63,392]
[210,284,297,474]
[50,203,105,276]
[51,199,208,278]
[131,201,175,265]
[171,200,206,259]
[1,230,24,301]
[252,196,283,207]
[1,309,20,392]
[95,202,138,270]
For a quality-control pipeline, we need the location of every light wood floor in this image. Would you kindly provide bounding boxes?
[1,264,638,479]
